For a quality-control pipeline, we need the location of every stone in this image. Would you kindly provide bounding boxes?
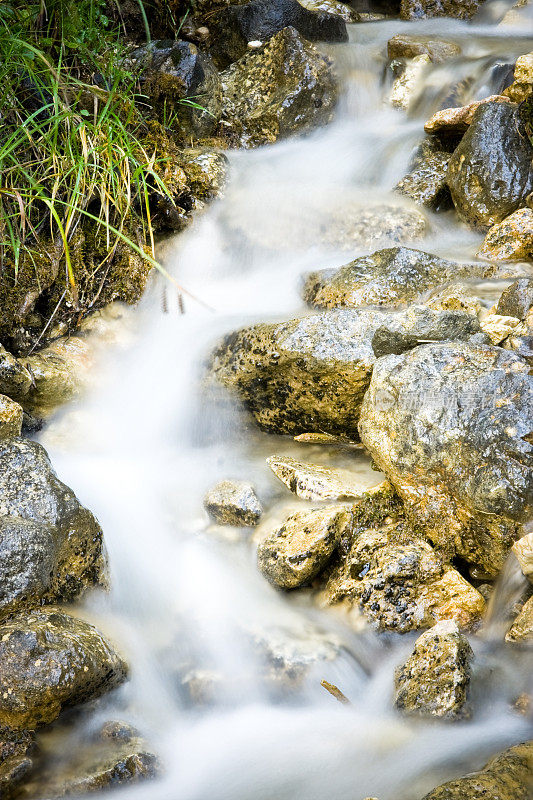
[478,208,533,261]
[179,147,228,202]
[0,395,23,440]
[0,438,107,614]
[496,278,533,319]
[358,342,533,575]
[0,728,34,797]
[22,336,90,418]
[512,532,533,579]
[204,479,263,526]
[479,313,523,345]
[426,283,482,316]
[303,246,489,310]
[447,102,533,228]
[422,742,533,799]
[394,620,473,718]
[0,345,32,400]
[424,95,511,135]
[400,0,482,19]
[267,455,381,500]
[299,0,359,22]
[387,34,461,63]
[220,27,338,148]
[506,595,533,642]
[257,505,351,589]
[0,608,127,729]
[390,54,430,110]
[503,51,533,103]
[208,306,480,437]
[209,0,348,68]
[395,140,452,209]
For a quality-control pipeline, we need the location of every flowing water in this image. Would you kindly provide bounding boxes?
[40,5,533,798]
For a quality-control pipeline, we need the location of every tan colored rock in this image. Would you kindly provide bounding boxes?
[387,34,460,63]
[424,95,510,134]
[512,532,533,579]
[426,284,481,316]
[478,208,533,262]
[267,455,379,500]
[0,395,23,440]
[22,336,91,417]
[514,52,533,83]
[299,0,359,21]
[204,480,263,526]
[479,312,523,344]
[506,595,533,642]
[257,505,351,589]
[390,54,430,110]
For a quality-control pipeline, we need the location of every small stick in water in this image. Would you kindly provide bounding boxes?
[321,679,351,705]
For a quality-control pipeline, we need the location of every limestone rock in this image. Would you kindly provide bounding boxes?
[0,395,23,441]
[0,608,127,729]
[424,95,511,135]
[204,479,263,526]
[506,595,533,642]
[496,278,533,319]
[257,505,351,588]
[267,454,380,500]
[220,27,338,148]
[394,620,473,718]
[447,102,533,228]
[478,208,533,261]
[387,34,461,62]
[400,0,482,18]
[395,140,452,209]
[358,342,533,574]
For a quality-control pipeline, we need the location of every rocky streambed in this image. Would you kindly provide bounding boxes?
[1,0,533,798]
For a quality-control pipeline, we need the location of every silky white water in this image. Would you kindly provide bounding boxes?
[40,6,533,798]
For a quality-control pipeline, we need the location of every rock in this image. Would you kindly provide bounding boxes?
[0,728,34,797]
[209,0,348,68]
[512,532,533,580]
[503,51,533,103]
[299,0,359,22]
[0,345,32,400]
[0,395,23,441]
[447,102,533,228]
[267,455,381,500]
[387,34,461,63]
[506,595,533,642]
[395,140,452,209]
[496,278,533,319]
[478,208,533,262]
[204,480,263,526]
[208,306,481,437]
[394,620,473,718]
[303,246,490,310]
[400,0,482,19]
[179,147,228,202]
[127,39,222,138]
[220,27,338,148]
[423,95,511,135]
[390,54,430,110]
[426,283,482,316]
[0,608,127,729]
[0,438,107,614]
[479,312,523,345]
[21,336,90,418]
[358,342,533,575]
[422,742,533,799]
[257,505,351,589]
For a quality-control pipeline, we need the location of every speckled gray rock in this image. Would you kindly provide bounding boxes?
[220,27,338,148]
[358,342,533,574]
[267,455,376,500]
[0,728,34,797]
[258,505,351,589]
[0,438,107,614]
[395,141,452,210]
[394,620,473,718]
[0,608,127,729]
[421,742,533,800]
[303,247,491,310]
[0,395,23,441]
[496,278,533,320]
[400,0,482,19]
[209,0,348,68]
[209,307,481,437]
[447,102,533,228]
[204,480,263,526]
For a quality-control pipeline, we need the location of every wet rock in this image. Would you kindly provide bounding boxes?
[422,742,533,799]
[0,395,23,441]
[424,94,511,135]
[257,505,351,589]
[512,532,533,580]
[478,209,533,262]
[395,140,452,210]
[179,147,228,202]
[303,246,489,309]
[127,39,222,137]
[209,306,480,437]
[503,51,533,103]
[496,278,533,319]
[220,27,338,148]
[387,34,461,63]
[209,0,348,68]
[447,102,533,228]
[394,620,473,718]
[400,0,482,19]
[0,438,107,612]
[0,345,32,400]
[22,336,90,418]
[204,479,263,526]
[0,728,34,797]
[299,0,360,22]
[358,342,533,575]
[267,455,380,500]
[390,54,430,110]
[0,608,127,729]
[506,595,533,642]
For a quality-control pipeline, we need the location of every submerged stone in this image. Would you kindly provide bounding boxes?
[267,455,379,500]
[204,480,263,526]
[478,209,533,261]
[390,54,430,110]
[0,728,34,797]
[394,620,473,718]
[358,342,533,575]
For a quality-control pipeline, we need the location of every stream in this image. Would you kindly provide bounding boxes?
[39,5,533,798]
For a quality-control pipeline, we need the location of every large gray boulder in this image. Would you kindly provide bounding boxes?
[358,342,533,574]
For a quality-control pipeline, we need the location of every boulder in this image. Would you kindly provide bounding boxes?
[422,742,533,800]
[21,336,90,418]
[220,27,338,148]
[395,140,452,210]
[0,608,127,729]
[302,246,489,309]
[208,306,481,437]
[0,728,34,797]
[387,34,460,63]
[394,620,473,718]
[478,209,533,261]
[204,479,263,526]
[358,342,533,574]
[424,95,510,135]
[267,454,380,500]
[506,595,533,642]
[0,395,23,441]
[209,0,348,68]
[447,102,533,228]
[0,438,107,617]
[400,0,483,19]
[257,505,351,588]
[496,278,533,319]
